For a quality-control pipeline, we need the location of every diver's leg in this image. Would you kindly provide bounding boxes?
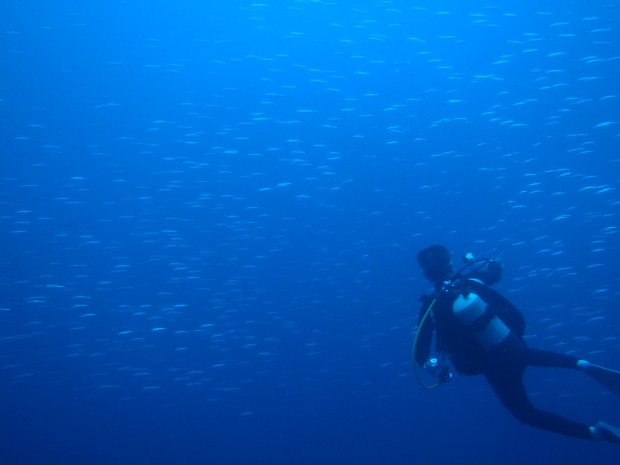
[526,348,579,369]
[485,366,592,439]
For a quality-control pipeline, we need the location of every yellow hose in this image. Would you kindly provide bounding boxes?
[412,297,441,390]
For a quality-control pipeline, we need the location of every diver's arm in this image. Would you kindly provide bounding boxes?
[466,279,526,338]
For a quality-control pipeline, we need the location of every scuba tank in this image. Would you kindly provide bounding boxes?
[452,292,510,350]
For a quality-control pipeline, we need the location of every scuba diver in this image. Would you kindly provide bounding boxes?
[413,244,620,445]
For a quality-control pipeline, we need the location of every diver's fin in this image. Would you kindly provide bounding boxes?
[593,421,620,445]
[582,363,620,398]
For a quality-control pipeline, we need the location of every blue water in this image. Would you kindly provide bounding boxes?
[2,1,620,464]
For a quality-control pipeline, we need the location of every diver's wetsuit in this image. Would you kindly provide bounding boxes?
[484,344,591,439]
[415,280,592,440]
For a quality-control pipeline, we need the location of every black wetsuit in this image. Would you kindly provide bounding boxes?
[415,279,592,440]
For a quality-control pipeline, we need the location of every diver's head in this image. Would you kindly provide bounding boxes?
[417,244,453,286]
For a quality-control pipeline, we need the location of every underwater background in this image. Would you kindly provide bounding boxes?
[2,1,620,464]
